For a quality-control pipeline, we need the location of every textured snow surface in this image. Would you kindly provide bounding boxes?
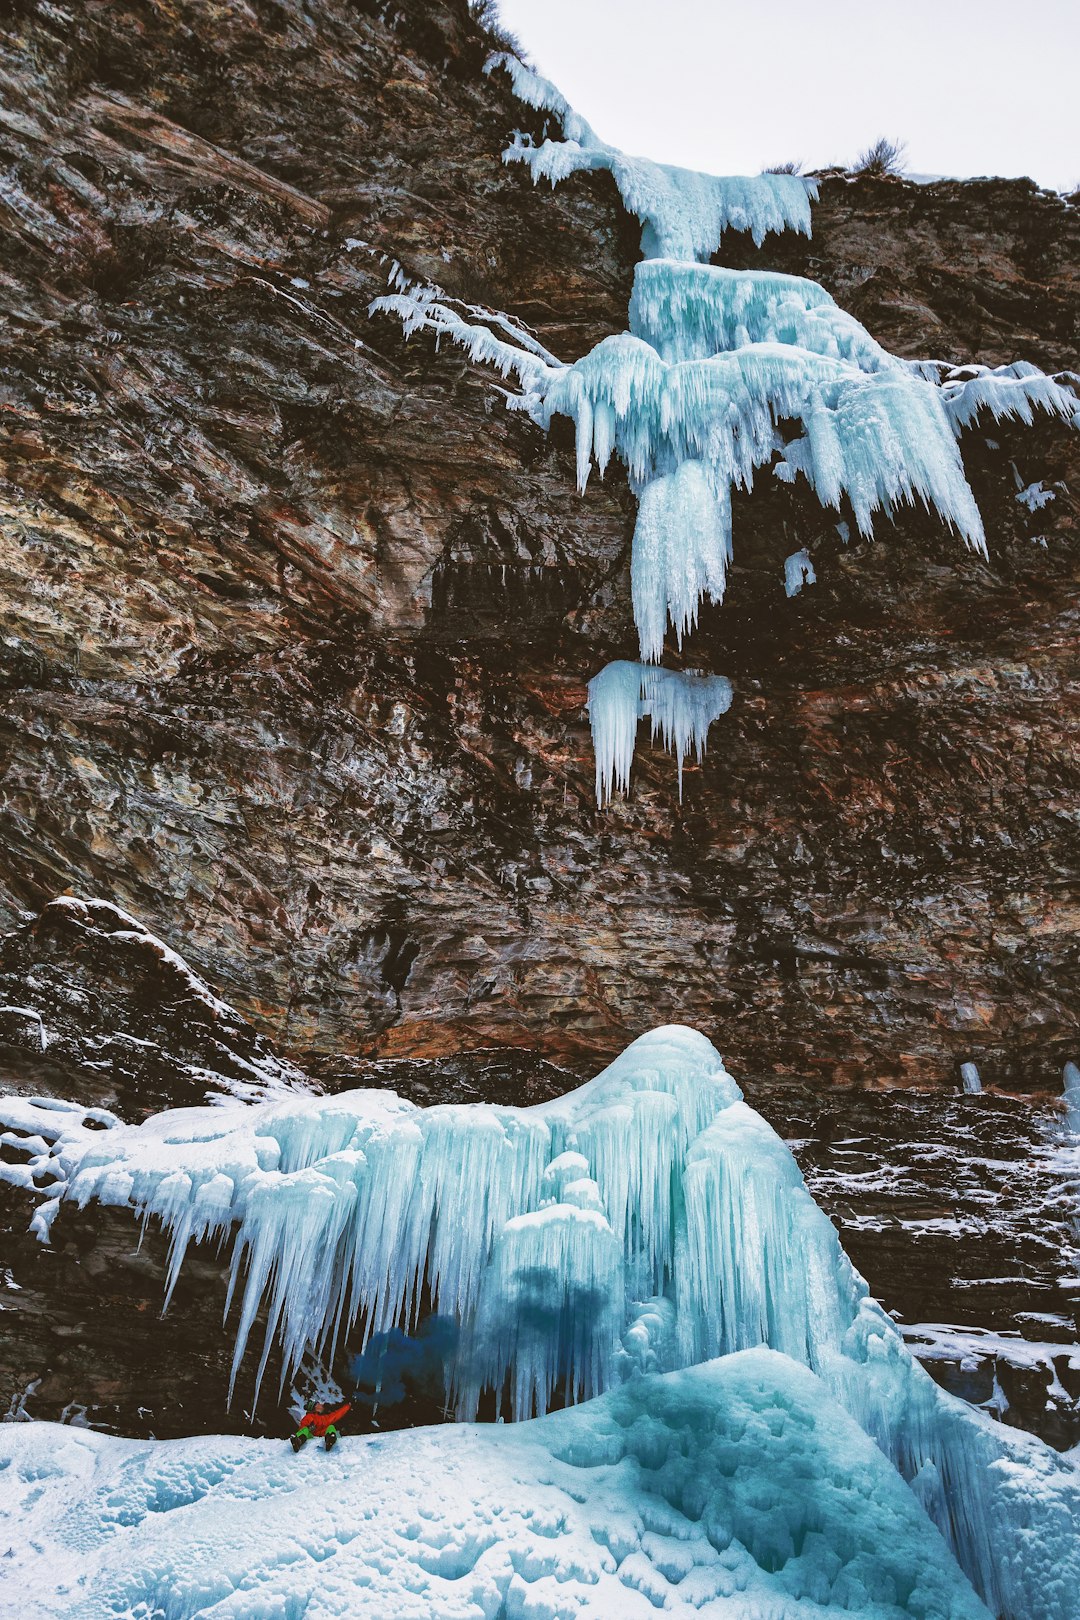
[587,661,733,803]
[0,1351,992,1620]
[48,1026,1080,1618]
[488,55,817,261]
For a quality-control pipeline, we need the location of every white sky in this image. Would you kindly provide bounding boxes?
[497,0,1079,192]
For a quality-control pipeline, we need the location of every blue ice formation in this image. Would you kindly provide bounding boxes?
[373,59,1078,813]
[1,1350,995,1619]
[60,1025,1080,1619]
[628,259,894,367]
[784,547,817,597]
[486,53,817,261]
[587,659,733,803]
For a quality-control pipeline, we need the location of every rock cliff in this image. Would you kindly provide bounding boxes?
[0,0,1077,1442]
[2,0,1077,1089]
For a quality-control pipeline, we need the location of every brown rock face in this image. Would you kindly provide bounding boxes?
[0,0,1077,1098]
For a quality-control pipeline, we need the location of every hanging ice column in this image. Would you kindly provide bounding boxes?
[59,1025,1080,1620]
[372,56,1079,804]
[587,660,733,805]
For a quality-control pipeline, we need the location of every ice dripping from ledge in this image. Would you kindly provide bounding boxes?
[485,54,817,261]
[586,661,733,803]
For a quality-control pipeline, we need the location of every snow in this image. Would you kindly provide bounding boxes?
[0,1350,994,1620]
[586,662,733,803]
[48,897,237,1022]
[487,55,817,261]
[784,548,817,597]
[0,1005,48,1049]
[27,1024,1080,1617]
[0,1095,121,1241]
[900,1322,1080,1379]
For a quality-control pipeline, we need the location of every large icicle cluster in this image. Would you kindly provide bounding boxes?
[373,59,1079,807]
[60,1025,1080,1620]
[587,660,733,803]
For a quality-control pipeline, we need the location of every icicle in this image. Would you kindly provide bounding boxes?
[960,1061,983,1095]
[632,463,731,662]
[586,661,733,805]
[784,548,816,597]
[1063,1060,1080,1134]
[930,359,1080,433]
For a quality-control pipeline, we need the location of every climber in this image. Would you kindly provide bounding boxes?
[290,1399,352,1452]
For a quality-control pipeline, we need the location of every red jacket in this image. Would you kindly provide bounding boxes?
[301,1402,351,1437]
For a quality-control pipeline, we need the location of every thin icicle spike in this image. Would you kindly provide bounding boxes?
[61,1024,1080,1620]
[587,661,733,804]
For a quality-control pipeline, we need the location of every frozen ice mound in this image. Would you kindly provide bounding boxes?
[54,1025,1080,1618]
[0,1350,993,1620]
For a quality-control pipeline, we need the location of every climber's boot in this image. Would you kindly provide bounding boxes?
[291,1426,313,1452]
[324,1425,339,1451]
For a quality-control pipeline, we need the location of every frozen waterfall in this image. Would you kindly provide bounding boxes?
[58,1024,1080,1619]
[373,60,1077,724]
[486,54,817,261]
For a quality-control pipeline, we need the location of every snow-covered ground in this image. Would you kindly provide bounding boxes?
[0,1350,991,1620]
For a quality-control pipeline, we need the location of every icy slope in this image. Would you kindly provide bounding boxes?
[0,1350,991,1620]
[47,1025,1080,1619]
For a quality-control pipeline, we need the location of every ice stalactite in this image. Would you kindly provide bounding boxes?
[960,1061,983,1095]
[60,1025,1080,1618]
[930,360,1080,433]
[784,547,816,596]
[542,335,988,545]
[586,661,733,804]
[631,460,731,662]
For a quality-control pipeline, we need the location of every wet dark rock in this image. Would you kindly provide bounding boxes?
[0,0,1075,1088]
